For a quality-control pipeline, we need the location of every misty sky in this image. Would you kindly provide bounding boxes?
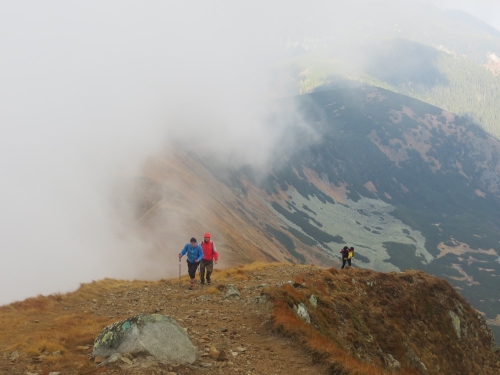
[429,0,500,30]
[1,0,499,305]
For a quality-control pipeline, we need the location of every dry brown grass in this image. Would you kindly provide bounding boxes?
[207,262,297,284]
[270,298,388,375]
[2,262,498,375]
[263,267,500,375]
[204,286,220,295]
[162,262,294,286]
[0,278,159,374]
[0,262,291,374]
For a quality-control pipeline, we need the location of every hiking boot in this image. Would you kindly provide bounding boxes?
[207,279,211,285]
[201,281,205,285]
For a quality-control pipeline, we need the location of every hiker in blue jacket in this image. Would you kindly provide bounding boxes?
[179,237,204,289]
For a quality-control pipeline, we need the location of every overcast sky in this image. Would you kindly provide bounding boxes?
[429,0,500,30]
[0,1,298,305]
[1,0,499,305]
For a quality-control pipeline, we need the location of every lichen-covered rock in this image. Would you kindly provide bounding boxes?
[92,314,199,364]
[448,310,461,338]
[405,345,428,375]
[225,284,241,298]
[385,353,401,370]
[294,303,311,323]
[309,294,317,308]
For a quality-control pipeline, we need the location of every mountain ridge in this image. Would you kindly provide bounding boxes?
[5,85,498,372]
[282,1,500,138]
[130,85,500,341]
[1,263,499,374]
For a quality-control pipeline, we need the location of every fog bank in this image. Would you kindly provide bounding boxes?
[1,0,496,305]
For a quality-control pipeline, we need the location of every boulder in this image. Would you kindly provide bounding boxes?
[92,314,199,365]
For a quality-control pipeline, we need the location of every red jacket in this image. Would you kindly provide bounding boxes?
[201,240,218,261]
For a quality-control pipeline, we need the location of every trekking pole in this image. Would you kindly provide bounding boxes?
[178,257,181,287]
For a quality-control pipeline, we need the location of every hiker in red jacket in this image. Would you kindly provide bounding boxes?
[200,232,218,285]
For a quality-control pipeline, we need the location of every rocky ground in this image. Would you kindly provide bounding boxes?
[1,264,332,375]
[4,262,500,374]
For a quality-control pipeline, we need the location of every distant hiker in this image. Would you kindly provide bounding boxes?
[179,237,204,290]
[200,232,218,285]
[340,246,352,269]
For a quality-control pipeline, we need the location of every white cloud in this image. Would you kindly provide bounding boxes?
[0,0,497,305]
[0,1,309,304]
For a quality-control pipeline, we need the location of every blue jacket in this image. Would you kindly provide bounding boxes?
[179,243,204,263]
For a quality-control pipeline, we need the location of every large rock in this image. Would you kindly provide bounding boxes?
[92,314,199,365]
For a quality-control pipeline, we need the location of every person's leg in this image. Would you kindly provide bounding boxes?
[199,261,206,285]
[194,262,200,286]
[206,261,214,284]
[347,258,352,267]
[187,262,197,289]
[341,259,346,269]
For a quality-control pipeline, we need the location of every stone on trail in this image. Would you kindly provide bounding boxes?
[208,347,220,359]
[96,353,122,368]
[93,356,106,364]
[92,314,199,365]
[9,351,20,361]
[120,356,133,365]
[225,284,241,298]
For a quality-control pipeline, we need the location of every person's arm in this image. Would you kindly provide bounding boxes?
[179,244,188,259]
[213,242,219,263]
[196,245,204,262]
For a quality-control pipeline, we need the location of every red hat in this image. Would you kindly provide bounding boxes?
[204,232,211,238]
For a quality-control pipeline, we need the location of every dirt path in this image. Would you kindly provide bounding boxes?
[1,264,332,375]
[94,264,330,374]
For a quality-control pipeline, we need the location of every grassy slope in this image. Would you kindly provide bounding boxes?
[136,151,333,268]
[254,86,500,342]
[265,266,500,374]
[2,264,498,375]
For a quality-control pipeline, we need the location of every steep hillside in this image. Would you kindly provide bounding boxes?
[265,266,500,375]
[134,149,334,269]
[207,86,500,339]
[1,264,498,374]
[359,40,500,138]
[281,2,500,138]
[123,85,500,342]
